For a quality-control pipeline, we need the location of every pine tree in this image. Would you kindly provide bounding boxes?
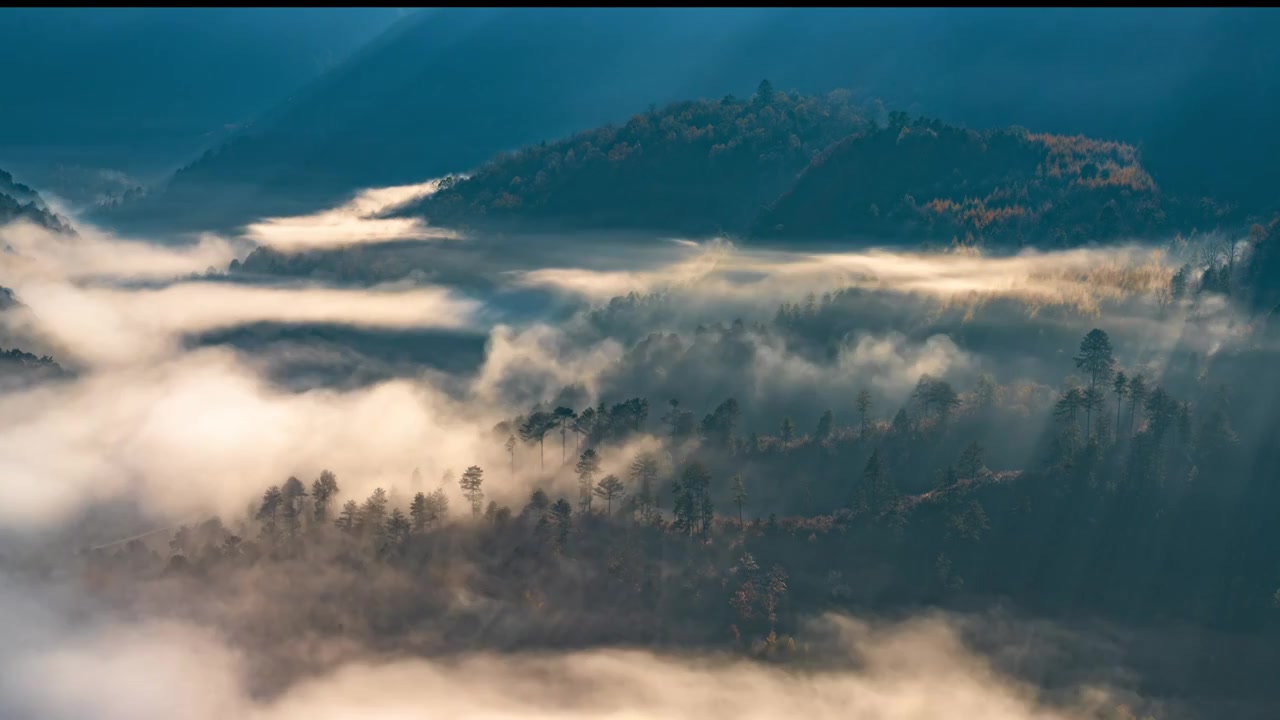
[1112,371,1128,442]
[384,508,411,553]
[257,485,283,544]
[575,449,601,513]
[553,406,576,464]
[519,412,554,471]
[856,389,873,436]
[427,487,450,526]
[629,452,659,522]
[279,476,307,546]
[956,441,985,482]
[335,499,359,534]
[459,466,485,517]
[549,499,573,549]
[852,449,895,515]
[360,488,388,536]
[310,470,339,524]
[409,492,429,533]
[1127,373,1148,438]
[673,462,713,538]
[593,475,626,516]
[732,473,747,528]
[1074,329,1116,438]
[815,409,834,441]
[505,434,517,478]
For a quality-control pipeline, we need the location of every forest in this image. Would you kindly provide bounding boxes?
[405,82,1245,248]
[5,13,1280,716]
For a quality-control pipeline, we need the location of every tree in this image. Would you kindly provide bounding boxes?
[335,499,360,534]
[1112,371,1128,442]
[573,408,596,450]
[427,487,450,527]
[856,390,874,436]
[459,466,485,517]
[1054,386,1085,426]
[1127,374,1147,438]
[780,417,795,446]
[553,406,577,463]
[913,376,961,428]
[629,451,659,522]
[815,409,834,442]
[360,488,389,536]
[279,476,307,547]
[505,434,517,478]
[409,492,429,533]
[662,398,696,441]
[889,408,912,437]
[549,499,573,549]
[732,473,747,528]
[1170,264,1191,300]
[257,485,283,544]
[956,441,985,482]
[575,449,601,513]
[852,449,896,515]
[672,462,713,538]
[974,374,996,413]
[384,508,411,553]
[593,475,626,516]
[311,470,339,524]
[753,78,775,107]
[937,464,959,490]
[519,411,555,471]
[700,398,740,447]
[169,525,192,557]
[1074,329,1116,438]
[615,397,649,434]
[523,489,551,521]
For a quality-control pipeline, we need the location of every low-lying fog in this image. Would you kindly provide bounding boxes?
[1,179,1271,719]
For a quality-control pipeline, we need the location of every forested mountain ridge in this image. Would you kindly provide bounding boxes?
[752,117,1200,246]
[73,323,1280,716]
[404,87,1237,247]
[401,86,869,235]
[92,9,1280,235]
[0,167,74,233]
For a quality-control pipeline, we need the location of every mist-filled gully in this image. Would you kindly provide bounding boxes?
[1,179,1278,720]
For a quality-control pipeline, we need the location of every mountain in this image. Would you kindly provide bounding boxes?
[0,168,73,233]
[752,118,1184,246]
[0,8,403,204]
[406,86,869,235]
[0,346,66,386]
[96,8,1280,234]
[405,96,1231,246]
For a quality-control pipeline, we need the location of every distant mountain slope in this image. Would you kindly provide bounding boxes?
[752,117,1180,246]
[404,99,1225,246]
[0,346,66,386]
[95,8,1280,233]
[0,7,404,190]
[0,168,74,233]
[407,86,868,235]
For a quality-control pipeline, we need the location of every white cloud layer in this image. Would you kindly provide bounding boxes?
[242,179,461,253]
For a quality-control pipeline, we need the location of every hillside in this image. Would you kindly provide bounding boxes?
[0,8,402,198]
[93,8,776,231]
[752,117,1179,246]
[0,168,74,233]
[405,85,868,234]
[403,100,1234,246]
[93,8,1280,233]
